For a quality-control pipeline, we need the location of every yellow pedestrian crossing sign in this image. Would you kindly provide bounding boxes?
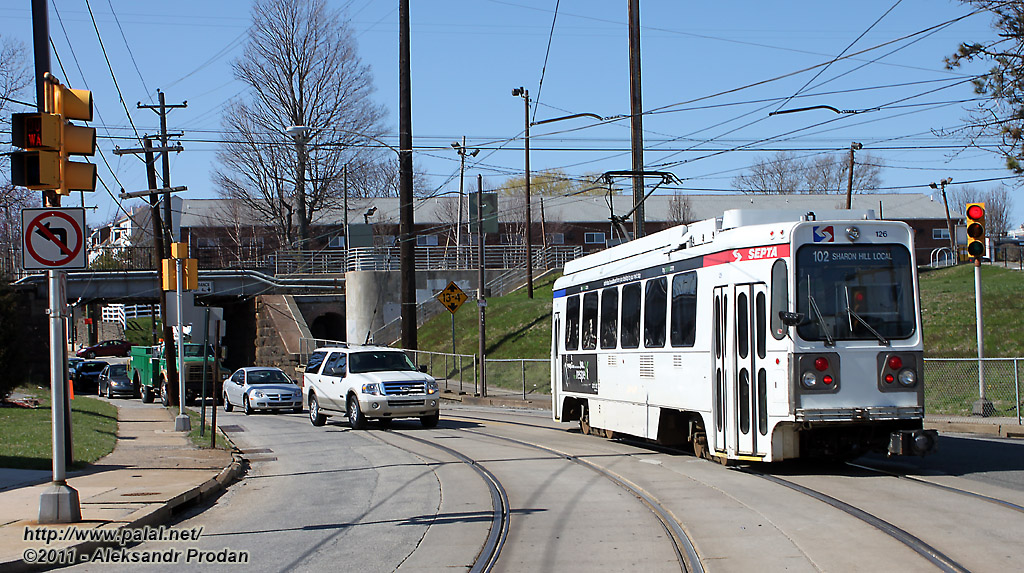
[437,281,468,314]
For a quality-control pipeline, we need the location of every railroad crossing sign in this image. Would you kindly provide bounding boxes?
[21,208,86,270]
[436,281,468,314]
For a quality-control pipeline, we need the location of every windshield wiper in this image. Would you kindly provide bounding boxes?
[844,298,890,346]
[807,294,834,347]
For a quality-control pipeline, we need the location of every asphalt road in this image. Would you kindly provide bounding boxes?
[64,401,1024,572]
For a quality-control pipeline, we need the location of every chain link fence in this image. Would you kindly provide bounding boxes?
[924,358,1022,424]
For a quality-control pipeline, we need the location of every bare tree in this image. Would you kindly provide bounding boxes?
[733,151,883,194]
[0,36,34,261]
[951,184,1014,237]
[213,0,387,249]
[667,194,694,225]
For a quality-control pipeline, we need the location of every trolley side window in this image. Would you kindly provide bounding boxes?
[621,283,641,349]
[600,287,619,349]
[582,292,599,350]
[770,259,788,341]
[565,295,580,351]
[644,277,667,348]
[670,272,697,347]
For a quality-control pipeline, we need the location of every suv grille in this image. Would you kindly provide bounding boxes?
[382,381,425,395]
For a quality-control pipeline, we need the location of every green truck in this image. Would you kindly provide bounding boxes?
[129,342,227,405]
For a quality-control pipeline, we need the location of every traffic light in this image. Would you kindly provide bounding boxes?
[55,84,97,195]
[10,112,62,189]
[965,202,985,259]
[8,81,96,195]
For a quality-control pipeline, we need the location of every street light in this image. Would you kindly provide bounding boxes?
[285,124,312,250]
[513,85,605,298]
[363,206,377,225]
[929,177,956,257]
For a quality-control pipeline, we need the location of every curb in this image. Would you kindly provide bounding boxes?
[3,432,245,573]
[441,392,551,410]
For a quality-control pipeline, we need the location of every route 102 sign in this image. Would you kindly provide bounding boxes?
[21,208,87,270]
[436,281,468,314]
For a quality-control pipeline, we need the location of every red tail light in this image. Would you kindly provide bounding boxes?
[814,357,829,371]
[887,356,903,370]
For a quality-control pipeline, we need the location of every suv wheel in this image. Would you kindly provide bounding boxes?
[309,394,326,427]
[420,412,440,429]
[223,393,233,412]
[347,396,367,430]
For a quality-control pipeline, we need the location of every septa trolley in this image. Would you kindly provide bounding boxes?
[551,209,937,463]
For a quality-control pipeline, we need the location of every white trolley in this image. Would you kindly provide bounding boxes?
[551,209,937,463]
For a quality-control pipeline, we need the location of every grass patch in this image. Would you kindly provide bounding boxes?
[0,387,117,470]
[919,264,1024,357]
[184,406,231,451]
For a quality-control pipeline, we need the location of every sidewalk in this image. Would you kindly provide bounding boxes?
[0,402,242,572]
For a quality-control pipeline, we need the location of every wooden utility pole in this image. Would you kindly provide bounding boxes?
[399,0,417,350]
[628,0,645,239]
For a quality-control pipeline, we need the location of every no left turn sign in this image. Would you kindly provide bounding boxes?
[22,208,87,270]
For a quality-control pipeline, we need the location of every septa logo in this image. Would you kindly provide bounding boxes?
[813,226,834,242]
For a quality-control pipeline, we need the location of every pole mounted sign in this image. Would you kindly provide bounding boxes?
[437,281,468,314]
[21,207,86,270]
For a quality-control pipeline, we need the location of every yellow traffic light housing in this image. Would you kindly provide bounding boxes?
[10,113,62,189]
[965,202,985,259]
[55,84,97,195]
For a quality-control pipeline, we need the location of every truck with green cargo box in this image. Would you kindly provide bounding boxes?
[129,342,227,405]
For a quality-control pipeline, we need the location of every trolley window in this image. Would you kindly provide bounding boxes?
[770,259,788,340]
[644,278,667,348]
[565,295,580,351]
[796,244,916,342]
[756,292,767,359]
[737,292,749,359]
[621,283,641,349]
[600,288,619,349]
[670,272,697,347]
[582,292,599,350]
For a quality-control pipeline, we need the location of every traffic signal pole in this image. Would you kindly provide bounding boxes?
[32,0,81,524]
[973,259,992,416]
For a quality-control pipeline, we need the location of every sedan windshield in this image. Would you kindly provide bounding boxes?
[795,244,916,342]
[247,370,293,385]
[349,351,416,374]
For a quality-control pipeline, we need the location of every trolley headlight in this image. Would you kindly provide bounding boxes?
[801,371,818,388]
[898,369,917,387]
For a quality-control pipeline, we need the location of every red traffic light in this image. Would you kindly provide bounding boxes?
[966,203,985,220]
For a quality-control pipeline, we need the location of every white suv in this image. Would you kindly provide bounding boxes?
[303,345,440,429]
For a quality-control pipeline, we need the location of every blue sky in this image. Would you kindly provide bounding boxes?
[1,1,1016,228]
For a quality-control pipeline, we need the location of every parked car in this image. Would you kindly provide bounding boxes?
[73,360,108,394]
[76,339,132,359]
[98,363,135,398]
[303,345,440,429]
[223,367,302,415]
[68,357,84,378]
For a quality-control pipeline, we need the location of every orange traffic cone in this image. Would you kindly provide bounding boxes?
[68,379,75,400]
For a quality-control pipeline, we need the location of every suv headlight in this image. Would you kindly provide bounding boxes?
[361,383,384,396]
[426,379,438,395]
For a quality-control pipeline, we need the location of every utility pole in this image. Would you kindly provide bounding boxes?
[137,92,186,423]
[628,0,645,239]
[399,0,417,350]
[930,178,956,258]
[477,174,487,397]
[845,142,862,209]
[451,137,479,267]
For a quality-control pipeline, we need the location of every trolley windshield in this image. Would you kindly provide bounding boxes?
[795,244,916,342]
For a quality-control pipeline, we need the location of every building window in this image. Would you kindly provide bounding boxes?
[416,234,439,247]
[328,236,345,248]
[501,234,524,245]
[933,228,950,240]
[547,233,565,245]
[584,232,606,244]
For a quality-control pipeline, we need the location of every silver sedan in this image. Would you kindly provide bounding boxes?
[222,367,303,415]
